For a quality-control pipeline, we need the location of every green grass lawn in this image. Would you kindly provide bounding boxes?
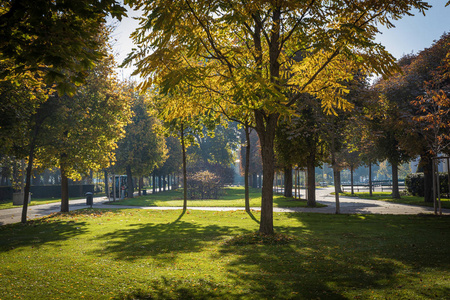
[0,209,449,299]
[108,187,324,208]
[341,191,450,209]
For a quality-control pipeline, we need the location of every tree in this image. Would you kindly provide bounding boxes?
[377,33,450,203]
[114,84,168,198]
[1,1,126,221]
[0,0,126,94]
[36,32,132,212]
[125,0,430,234]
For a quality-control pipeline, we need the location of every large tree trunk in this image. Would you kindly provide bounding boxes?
[306,151,316,207]
[254,111,278,235]
[284,166,293,197]
[244,124,250,212]
[60,164,69,213]
[181,124,188,211]
[126,165,133,198]
[421,154,433,203]
[391,161,400,199]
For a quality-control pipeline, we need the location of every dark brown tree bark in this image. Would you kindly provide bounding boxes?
[244,124,250,212]
[254,111,278,235]
[104,170,109,200]
[60,163,69,213]
[138,176,143,196]
[421,155,433,203]
[284,166,293,197]
[152,173,156,194]
[336,170,343,193]
[126,165,133,198]
[181,124,187,212]
[333,166,341,214]
[369,163,373,197]
[350,165,354,196]
[306,151,316,207]
[391,161,400,199]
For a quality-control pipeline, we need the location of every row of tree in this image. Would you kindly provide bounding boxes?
[272,32,450,213]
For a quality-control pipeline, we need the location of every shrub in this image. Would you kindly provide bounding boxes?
[405,172,449,196]
[187,170,224,199]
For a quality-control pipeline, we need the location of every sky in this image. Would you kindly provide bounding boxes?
[108,2,450,80]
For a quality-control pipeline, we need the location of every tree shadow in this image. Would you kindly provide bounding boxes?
[115,276,237,300]
[246,210,260,224]
[92,214,245,262]
[0,215,88,253]
[207,212,450,299]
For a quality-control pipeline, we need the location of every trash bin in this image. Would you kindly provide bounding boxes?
[142,189,147,195]
[85,192,93,207]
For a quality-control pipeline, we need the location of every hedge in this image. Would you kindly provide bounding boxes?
[405,173,449,196]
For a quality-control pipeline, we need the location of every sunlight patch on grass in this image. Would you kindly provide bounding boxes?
[341,191,450,209]
[108,187,324,208]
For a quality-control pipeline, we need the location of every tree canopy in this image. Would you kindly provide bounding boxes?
[125,0,431,234]
[0,0,126,94]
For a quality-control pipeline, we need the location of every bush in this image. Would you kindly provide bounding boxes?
[405,173,449,196]
[187,170,224,200]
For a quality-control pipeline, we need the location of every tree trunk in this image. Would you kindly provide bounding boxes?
[104,170,109,200]
[331,146,340,214]
[306,151,316,207]
[369,163,373,197]
[152,173,156,194]
[254,111,278,235]
[244,124,250,212]
[126,165,133,198]
[60,164,69,213]
[138,176,143,196]
[333,167,340,214]
[391,161,400,199]
[335,170,343,193]
[350,165,354,196]
[422,154,433,203]
[284,166,293,197]
[181,125,188,211]
[112,173,116,201]
[21,149,35,223]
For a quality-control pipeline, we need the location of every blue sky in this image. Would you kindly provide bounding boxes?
[110,2,450,79]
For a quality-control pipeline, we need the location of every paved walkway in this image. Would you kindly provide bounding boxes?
[1,188,449,226]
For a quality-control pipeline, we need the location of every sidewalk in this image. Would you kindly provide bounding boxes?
[1,188,449,226]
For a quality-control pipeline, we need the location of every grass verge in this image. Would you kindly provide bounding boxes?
[107,187,325,208]
[0,209,449,299]
[341,191,450,209]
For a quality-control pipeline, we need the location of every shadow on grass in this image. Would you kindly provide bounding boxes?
[115,277,234,300]
[246,210,260,224]
[92,215,246,262]
[0,213,89,253]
